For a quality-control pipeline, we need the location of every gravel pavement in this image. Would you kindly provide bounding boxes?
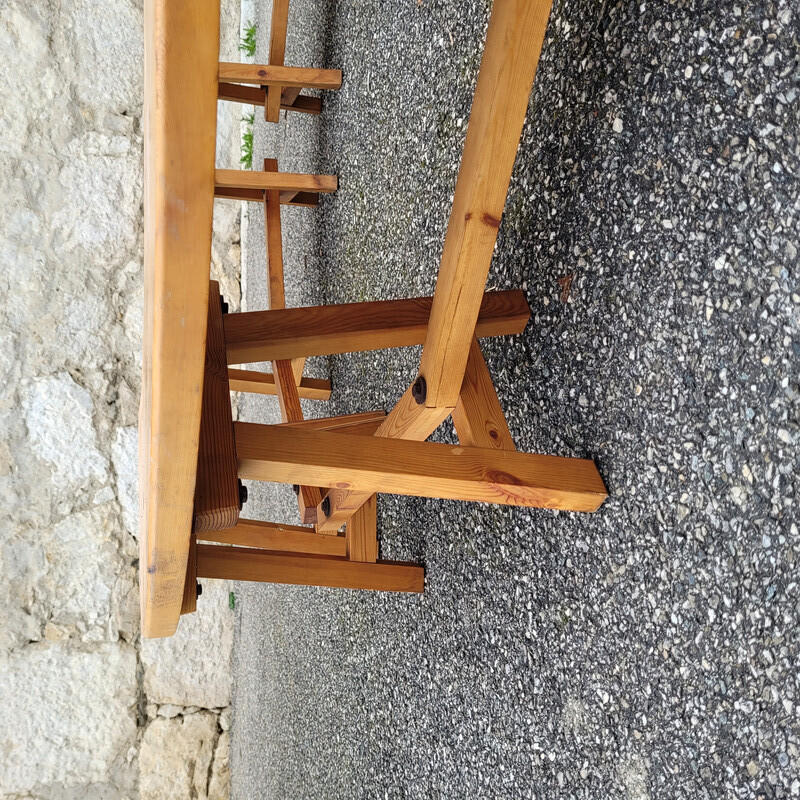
[230,1,800,797]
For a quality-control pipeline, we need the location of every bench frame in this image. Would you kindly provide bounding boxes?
[141,0,606,639]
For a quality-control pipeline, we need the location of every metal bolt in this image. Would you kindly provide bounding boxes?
[196,583,203,598]
[411,375,427,405]
[292,484,300,496]
[220,297,229,314]
[238,479,248,509]
[321,496,331,517]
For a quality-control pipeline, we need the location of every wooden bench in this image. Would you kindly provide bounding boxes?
[141,0,607,638]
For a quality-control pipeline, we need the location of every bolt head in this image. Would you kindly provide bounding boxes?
[411,375,427,405]
[321,496,331,517]
[238,479,248,509]
[196,583,203,598]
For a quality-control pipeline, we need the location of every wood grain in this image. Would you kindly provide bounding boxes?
[224,290,530,364]
[192,282,240,534]
[418,0,552,408]
[451,338,515,450]
[217,82,321,114]
[198,518,347,556]
[140,0,220,639]
[218,63,342,89]
[346,493,378,563]
[196,545,424,592]
[235,424,609,513]
[228,369,332,400]
[215,169,337,194]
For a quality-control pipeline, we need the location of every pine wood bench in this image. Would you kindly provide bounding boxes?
[140,0,607,638]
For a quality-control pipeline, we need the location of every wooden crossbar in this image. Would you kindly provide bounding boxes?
[235,424,608,513]
[198,519,347,556]
[228,368,332,399]
[218,63,342,90]
[196,545,424,592]
[224,290,530,364]
[215,169,337,194]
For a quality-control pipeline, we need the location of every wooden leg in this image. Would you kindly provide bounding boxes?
[346,493,377,562]
[223,290,530,364]
[265,0,289,121]
[418,0,552,409]
[198,519,346,557]
[235,423,608,513]
[278,411,386,435]
[196,544,424,592]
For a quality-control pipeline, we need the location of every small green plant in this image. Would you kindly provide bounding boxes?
[240,112,254,169]
[239,22,256,57]
[228,591,236,610]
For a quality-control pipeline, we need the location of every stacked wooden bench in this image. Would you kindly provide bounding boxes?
[140,0,607,638]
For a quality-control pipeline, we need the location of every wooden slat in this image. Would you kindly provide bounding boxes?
[140,0,220,639]
[418,0,553,409]
[346,493,377,563]
[192,282,240,534]
[278,411,386,432]
[198,519,346,556]
[451,338,515,450]
[265,0,290,121]
[235,424,609,513]
[228,369,332,400]
[215,169,337,194]
[217,82,322,114]
[218,62,342,89]
[196,544,424,592]
[224,290,530,364]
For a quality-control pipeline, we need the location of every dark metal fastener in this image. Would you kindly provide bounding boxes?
[411,375,427,405]
[196,583,203,598]
[238,479,248,509]
[292,484,300,496]
[321,496,331,517]
[220,297,229,314]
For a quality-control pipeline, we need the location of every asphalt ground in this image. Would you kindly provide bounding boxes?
[231,2,800,797]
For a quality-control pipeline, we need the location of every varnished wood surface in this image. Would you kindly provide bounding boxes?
[198,518,347,556]
[451,338,516,450]
[419,0,553,408]
[196,545,424,592]
[224,290,530,365]
[140,0,220,639]
[346,494,378,563]
[192,282,240,534]
[235,424,609,513]
[218,62,342,89]
[228,369,332,400]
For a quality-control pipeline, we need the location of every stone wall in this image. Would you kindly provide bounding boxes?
[0,0,243,796]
